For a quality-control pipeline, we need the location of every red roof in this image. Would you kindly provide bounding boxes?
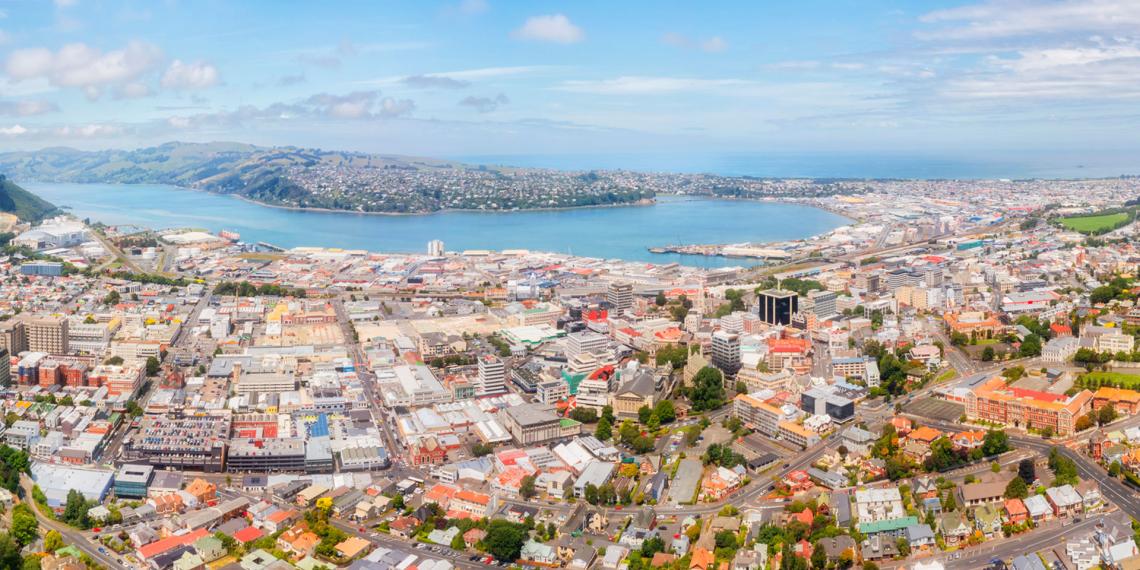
[138,528,209,559]
[234,527,264,543]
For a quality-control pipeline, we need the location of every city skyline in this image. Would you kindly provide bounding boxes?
[1,0,1139,167]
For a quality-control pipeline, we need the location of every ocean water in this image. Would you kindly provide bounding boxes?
[24,182,851,268]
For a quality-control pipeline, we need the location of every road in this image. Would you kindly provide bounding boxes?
[20,475,128,570]
[903,413,1140,525]
[330,519,486,570]
[881,515,1104,569]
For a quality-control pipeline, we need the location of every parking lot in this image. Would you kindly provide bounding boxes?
[903,397,965,422]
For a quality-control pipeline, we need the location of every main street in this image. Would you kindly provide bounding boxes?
[19,475,128,570]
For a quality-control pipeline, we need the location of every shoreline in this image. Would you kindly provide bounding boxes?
[226,192,658,217]
[28,181,852,267]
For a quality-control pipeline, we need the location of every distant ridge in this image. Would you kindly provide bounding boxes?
[0,175,57,222]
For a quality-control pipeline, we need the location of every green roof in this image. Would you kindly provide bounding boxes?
[858,516,918,534]
[560,418,581,428]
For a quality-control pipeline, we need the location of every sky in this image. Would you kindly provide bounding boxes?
[2,0,1140,164]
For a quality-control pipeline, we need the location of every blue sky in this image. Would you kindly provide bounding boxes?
[1,0,1140,162]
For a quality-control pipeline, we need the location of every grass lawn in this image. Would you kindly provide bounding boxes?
[935,369,958,383]
[974,338,1000,345]
[1060,212,1130,233]
[1082,371,1140,389]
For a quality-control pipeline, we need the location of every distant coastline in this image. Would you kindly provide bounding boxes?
[227,192,658,217]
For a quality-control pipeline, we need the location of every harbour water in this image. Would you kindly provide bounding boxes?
[23,182,851,268]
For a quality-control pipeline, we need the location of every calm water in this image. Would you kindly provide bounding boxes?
[23,182,850,268]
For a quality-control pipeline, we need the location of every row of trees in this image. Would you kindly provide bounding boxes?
[214,281,306,297]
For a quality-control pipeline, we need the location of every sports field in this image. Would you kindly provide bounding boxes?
[1060,212,1130,233]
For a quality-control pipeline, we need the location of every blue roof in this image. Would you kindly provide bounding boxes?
[309,413,330,437]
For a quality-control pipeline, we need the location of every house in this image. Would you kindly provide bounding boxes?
[1004,498,1029,525]
[653,553,678,568]
[816,536,856,564]
[690,548,715,570]
[173,551,205,570]
[701,466,743,501]
[840,427,875,456]
[456,528,482,548]
[974,504,1003,538]
[912,477,938,500]
[1023,495,1053,523]
[193,537,226,563]
[959,481,1005,508]
[233,527,264,544]
[904,524,936,554]
[520,540,558,566]
[277,524,320,559]
[388,516,419,539]
[334,537,371,559]
[1076,480,1103,511]
[1046,485,1083,517]
[937,512,971,547]
[951,430,986,450]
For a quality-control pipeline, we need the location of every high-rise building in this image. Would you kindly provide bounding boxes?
[0,320,26,357]
[710,330,741,376]
[476,354,507,396]
[0,349,10,387]
[26,316,68,354]
[757,289,798,326]
[566,331,607,360]
[606,282,633,313]
[427,239,445,256]
[808,290,838,319]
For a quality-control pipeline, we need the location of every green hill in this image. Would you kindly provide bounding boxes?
[0,175,58,222]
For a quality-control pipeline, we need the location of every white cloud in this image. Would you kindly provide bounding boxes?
[379,97,415,118]
[459,93,509,113]
[512,14,583,44]
[116,82,153,99]
[5,41,163,95]
[402,75,470,89]
[0,30,10,46]
[701,37,728,53]
[458,0,487,15]
[54,123,123,137]
[161,60,220,90]
[54,0,78,8]
[556,76,751,95]
[662,33,728,53]
[917,0,1140,40]
[0,125,27,136]
[0,99,59,116]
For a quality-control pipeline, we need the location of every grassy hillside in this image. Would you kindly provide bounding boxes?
[0,175,57,222]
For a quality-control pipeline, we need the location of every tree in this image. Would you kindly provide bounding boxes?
[569,407,598,423]
[43,530,63,553]
[654,400,676,424]
[471,442,493,457]
[864,563,880,570]
[810,543,827,570]
[646,412,661,431]
[640,535,665,558]
[638,406,653,425]
[10,505,37,546]
[714,530,737,549]
[145,356,161,377]
[619,420,640,445]
[1098,403,1119,426]
[688,366,726,412]
[450,532,466,551]
[1110,461,1122,477]
[595,416,612,441]
[896,537,911,557]
[0,534,21,570]
[1018,458,1036,484]
[981,430,1010,456]
[601,405,615,425]
[104,355,124,366]
[520,475,537,499]
[1004,476,1028,499]
[655,292,667,306]
[1048,447,1080,486]
[1019,334,1043,357]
